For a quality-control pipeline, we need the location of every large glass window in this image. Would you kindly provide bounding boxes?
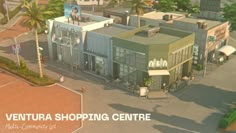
[114,46,146,70]
[135,53,146,69]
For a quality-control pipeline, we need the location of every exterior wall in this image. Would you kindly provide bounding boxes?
[47,13,114,70]
[205,21,229,62]
[129,16,162,27]
[200,11,223,21]
[112,37,149,85]
[166,20,229,65]
[173,21,198,32]
[103,11,129,25]
[148,44,169,63]
[85,32,113,76]
[168,34,194,83]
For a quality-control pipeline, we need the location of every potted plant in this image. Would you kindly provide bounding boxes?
[96,64,102,75]
[144,76,152,87]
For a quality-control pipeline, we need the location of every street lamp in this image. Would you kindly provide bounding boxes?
[12,37,20,66]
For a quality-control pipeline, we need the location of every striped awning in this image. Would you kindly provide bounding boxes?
[218,45,236,56]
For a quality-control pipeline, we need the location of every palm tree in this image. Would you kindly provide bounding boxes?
[130,0,153,28]
[21,1,52,78]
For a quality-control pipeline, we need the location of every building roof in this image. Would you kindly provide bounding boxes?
[126,32,180,45]
[118,26,184,45]
[177,17,223,30]
[92,25,133,36]
[54,13,113,27]
[140,11,185,21]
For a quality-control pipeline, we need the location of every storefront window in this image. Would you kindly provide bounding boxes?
[95,57,105,75]
[136,53,146,69]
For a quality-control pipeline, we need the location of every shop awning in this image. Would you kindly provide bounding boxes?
[148,70,170,76]
[218,45,236,56]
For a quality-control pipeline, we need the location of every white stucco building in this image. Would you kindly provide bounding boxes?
[46,13,113,70]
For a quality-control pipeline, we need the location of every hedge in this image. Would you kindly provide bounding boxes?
[0,56,55,86]
[219,108,236,129]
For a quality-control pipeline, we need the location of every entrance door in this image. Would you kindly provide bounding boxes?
[113,63,119,79]
[149,76,162,91]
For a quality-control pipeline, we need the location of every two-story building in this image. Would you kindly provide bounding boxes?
[46,13,113,70]
[161,17,230,65]
[112,26,194,90]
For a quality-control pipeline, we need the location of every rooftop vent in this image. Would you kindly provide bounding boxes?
[197,20,207,29]
[143,27,160,37]
[201,22,208,29]
[162,14,173,21]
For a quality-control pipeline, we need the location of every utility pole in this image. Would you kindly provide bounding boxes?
[4,0,10,22]
[203,50,208,77]
[14,37,20,67]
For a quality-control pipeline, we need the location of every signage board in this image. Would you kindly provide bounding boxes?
[148,58,168,68]
[64,3,81,18]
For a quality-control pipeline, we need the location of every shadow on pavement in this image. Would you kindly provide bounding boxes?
[109,83,236,132]
[173,84,236,112]
[109,103,222,132]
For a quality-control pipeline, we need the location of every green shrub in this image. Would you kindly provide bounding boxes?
[196,64,203,71]
[0,56,55,86]
[20,60,28,70]
[219,108,236,129]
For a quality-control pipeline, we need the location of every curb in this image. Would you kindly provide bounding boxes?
[56,83,84,133]
[0,67,56,87]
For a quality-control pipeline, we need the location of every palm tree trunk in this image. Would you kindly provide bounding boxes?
[35,30,43,78]
[137,15,140,28]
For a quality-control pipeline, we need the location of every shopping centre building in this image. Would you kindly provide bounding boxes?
[46,12,113,70]
[112,26,194,90]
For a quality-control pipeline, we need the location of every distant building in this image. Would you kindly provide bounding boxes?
[103,8,131,25]
[161,17,230,65]
[129,11,185,27]
[76,0,104,11]
[199,0,222,20]
[103,7,153,26]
